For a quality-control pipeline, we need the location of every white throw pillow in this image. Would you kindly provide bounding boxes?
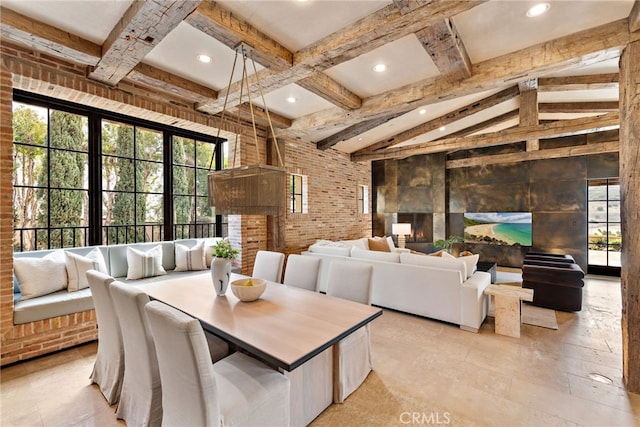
[65,249,108,292]
[457,254,479,279]
[14,250,68,300]
[442,251,474,280]
[126,245,167,280]
[175,241,206,271]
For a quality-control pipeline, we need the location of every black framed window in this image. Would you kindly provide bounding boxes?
[587,178,621,276]
[12,91,225,252]
[13,102,89,251]
[290,174,306,213]
[172,136,219,239]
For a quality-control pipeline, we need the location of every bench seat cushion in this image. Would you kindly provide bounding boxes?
[14,288,94,325]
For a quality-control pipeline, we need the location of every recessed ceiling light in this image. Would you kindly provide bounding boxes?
[526,3,550,17]
[439,126,446,131]
[373,63,387,73]
[197,54,212,63]
[419,109,427,115]
[286,96,296,103]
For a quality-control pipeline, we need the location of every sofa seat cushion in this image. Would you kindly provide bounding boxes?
[14,288,94,325]
[117,269,209,286]
[399,252,466,284]
[351,247,400,263]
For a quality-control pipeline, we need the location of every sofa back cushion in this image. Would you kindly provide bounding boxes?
[340,238,368,250]
[399,252,466,284]
[109,241,175,278]
[351,247,400,263]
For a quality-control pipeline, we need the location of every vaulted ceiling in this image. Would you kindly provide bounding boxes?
[2,0,639,162]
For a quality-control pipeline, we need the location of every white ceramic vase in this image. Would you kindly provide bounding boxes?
[211,257,232,296]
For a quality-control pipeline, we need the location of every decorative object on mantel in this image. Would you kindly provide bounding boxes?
[210,239,240,296]
[433,235,464,253]
[207,42,286,215]
[392,223,412,249]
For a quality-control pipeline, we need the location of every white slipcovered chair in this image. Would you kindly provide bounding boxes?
[86,270,123,405]
[252,250,285,283]
[283,254,320,291]
[326,260,374,403]
[145,300,290,427]
[109,281,163,426]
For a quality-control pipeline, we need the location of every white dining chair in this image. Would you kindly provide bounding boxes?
[109,281,162,426]
[252,250,285,283]
[283,254,320,291]
[86,269,123,405]
[326,260,374,403]
[145,300,290,427]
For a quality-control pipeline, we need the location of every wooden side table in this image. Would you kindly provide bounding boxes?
[484,284,534,338]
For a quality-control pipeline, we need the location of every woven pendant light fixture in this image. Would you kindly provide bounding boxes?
[208,43,286,215]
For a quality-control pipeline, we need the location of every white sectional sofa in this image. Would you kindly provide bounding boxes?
[302,238,491,332]
[12,238,223,325]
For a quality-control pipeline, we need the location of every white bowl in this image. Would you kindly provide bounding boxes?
[230,278,266,302]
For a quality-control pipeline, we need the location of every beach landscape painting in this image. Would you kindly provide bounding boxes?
[464,212,532,246]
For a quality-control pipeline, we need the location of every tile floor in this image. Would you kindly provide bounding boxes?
[1,272,639,427]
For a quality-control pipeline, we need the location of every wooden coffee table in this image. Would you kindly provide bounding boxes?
[484,283,534,338]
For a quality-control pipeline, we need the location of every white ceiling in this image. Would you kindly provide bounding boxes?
[1,0,634,154]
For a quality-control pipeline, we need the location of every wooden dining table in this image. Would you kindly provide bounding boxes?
[138,271,382,425]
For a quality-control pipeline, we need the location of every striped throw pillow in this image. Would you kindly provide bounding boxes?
[174,241,206,271]
[126,245,167,280]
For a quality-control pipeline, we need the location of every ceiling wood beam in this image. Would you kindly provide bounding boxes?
[519,79,539,151]
[442,109,519,139]
[0,6,101,65]
[392,0,433,15]
[198,0,484,114]
[539,101,619,113]
[297,73,362,110]
[354,85,520,155]
[186,2,292,71]
[351,112,620,162]
[187,2,362,110]
[538,73,619,91]
[287,19,630,139]
[415,19,472,81]
[629,0,640,33]
[316,112,404,151]
[230,104,292,129]
[446,140,619,169]
[127,63,217,104]
[88,0,201,85]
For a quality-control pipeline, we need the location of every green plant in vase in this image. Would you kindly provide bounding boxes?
[212,238,240,260]
[433,236,464,253]
[210,239,240,296]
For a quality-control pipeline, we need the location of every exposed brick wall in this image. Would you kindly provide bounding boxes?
[1,64,100,366]
[0,44,371,364]
[283,138,372,254]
